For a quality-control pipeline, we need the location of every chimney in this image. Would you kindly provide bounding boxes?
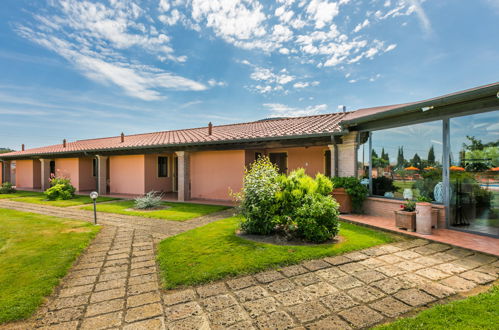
[21,144,25,151]
[63,139,67,148]
[342,105,347,113]
[121,132,125,143]
[208,122,213,135]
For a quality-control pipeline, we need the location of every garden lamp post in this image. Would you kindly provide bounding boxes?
[90,191,99,225]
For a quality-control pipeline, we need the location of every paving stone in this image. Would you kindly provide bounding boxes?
[307,315,352,330]
[50,294,90,310]
[416,268,452,281]
[85,298,124,317]
[125,302,163,323]
[324,255,352,266]
[254,311,295,330]
[459,270,496,284]
[58,284,94,298]
[432,252,459,263]
[102,264,128,274]
[70,267,102,277]
[412,246,438,256]
[287,301,329,323]
[226,276,257,290]
[377,254,404,264]
[164,301,203,321]
[434,262,468,274]
[130,266,157,276]
[344,251,369,261]
[303,282,338,297]
[99,271,128,282]
[333,275,364,290]
[106,253,129,260]
[445,247,474,258]
[274,289,311,306]
[280,265,309,277]
[413,256,442,267]
[131,260,156,269]
[104,258,129,267]
[347,285,385,303]
[426,243,451,252]
[396,260,425,272]
[80,311,122,330]
[168,315,210,330]
[123,317,165,330]
[242,296,278,318]
[254,270,285,283]
[377,265,406,277]
[315,267,346,282]
[338,262,367,274]
[90,287,126,303]
[440,276,478,292]
[234,286,269,302]
[163,289,197,306]
[338,305,384,328]
[128,281,159,295]
[394,288,436,307]
[292,272,322,286]
[370,296,412,317]
[419,282,456,299]
[226,320,255,330]
[74,261,103,270]
[464,253,497,265]
[267,279,296,293]
[38,321,79,330]
[127,291,161,308]
[95,278,127,292]
[128,273,157,286]
[196,282,227,298]
[64,275,98,287]
[302,259,331,271]
[207,305,247,327]
[394,250,421,260]
[41,306,85,325]
[201,294,237,312]
[359,258,387,269]
[475,264,499,276]
[361,247,388,257]
[320,292,358,312]
[352,269,386,284]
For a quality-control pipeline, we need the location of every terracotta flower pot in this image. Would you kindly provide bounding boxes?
[332,188,353,214]
[416,202,432,235]
[394,210,416,232]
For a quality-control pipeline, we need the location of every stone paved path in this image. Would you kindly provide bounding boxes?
[0,200,498,329]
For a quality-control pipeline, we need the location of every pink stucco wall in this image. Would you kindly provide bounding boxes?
[190,150,245,201]
[263,146,328,176]
[79,158,96,191]
[55,158,80,189]
[144,153,173,193]
[16,159,41,189]
[109,155,145,195]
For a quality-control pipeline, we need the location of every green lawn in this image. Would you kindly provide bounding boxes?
[377,285,499,330]
[0,190,45,199]
[157,217,399,288]
[11,195,119,207]
[0,208,99,324]
[80,200,229,221]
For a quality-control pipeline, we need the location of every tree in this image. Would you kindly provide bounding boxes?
[411,153,422,169]
[372,149,379,159]
[427,145,435,165]
[381,148,389,162]
[396,147,406,169]
[0,148,13,154]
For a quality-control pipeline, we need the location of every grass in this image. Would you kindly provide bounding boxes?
[10,195,119,207]
[80,200,229,221]
[377,285,499,330]
[0,208,100,324]
[0,190,45,199]
[157,217,399,288]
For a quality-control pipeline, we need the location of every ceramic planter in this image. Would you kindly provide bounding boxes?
[416,202,432,235]
[332,188,353,213]
[394,210,416,232]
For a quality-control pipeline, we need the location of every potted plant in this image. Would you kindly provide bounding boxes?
[331,177,368,213]
[394,200,416,232]
[416,195,438,228]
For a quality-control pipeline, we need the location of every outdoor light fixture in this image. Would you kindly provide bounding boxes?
[421,106,434,112]
[90,191,99,225]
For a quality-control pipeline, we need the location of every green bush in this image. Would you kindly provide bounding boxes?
[134,191,164,209]
[372,176,399,196]
[237,156,281,235]
[0,182,16,194]
[331,176,368,212]
[237,158,340,243]
[44,177,75,200]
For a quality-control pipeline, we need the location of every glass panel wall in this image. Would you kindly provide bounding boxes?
[449,111,499,236]
[370,121,443,201]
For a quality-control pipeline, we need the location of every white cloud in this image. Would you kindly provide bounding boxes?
[293,82,309,88]
[207,79,227,87]
[306,0,340,29]
[385,43,397,52]
[353,19,370,33]
[263,103,328,117]
[408,0,432,35]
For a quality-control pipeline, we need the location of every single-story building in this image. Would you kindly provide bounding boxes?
[1,82,498,238]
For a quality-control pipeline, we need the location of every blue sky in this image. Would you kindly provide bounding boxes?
[1,0,498,150]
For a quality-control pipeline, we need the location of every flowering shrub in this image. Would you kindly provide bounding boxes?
[134,191,164,209]
[237,157,340,243]
[0,182,15,194]
[45,177,76,200]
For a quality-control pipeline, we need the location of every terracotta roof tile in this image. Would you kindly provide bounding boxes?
[1,112,348,158]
